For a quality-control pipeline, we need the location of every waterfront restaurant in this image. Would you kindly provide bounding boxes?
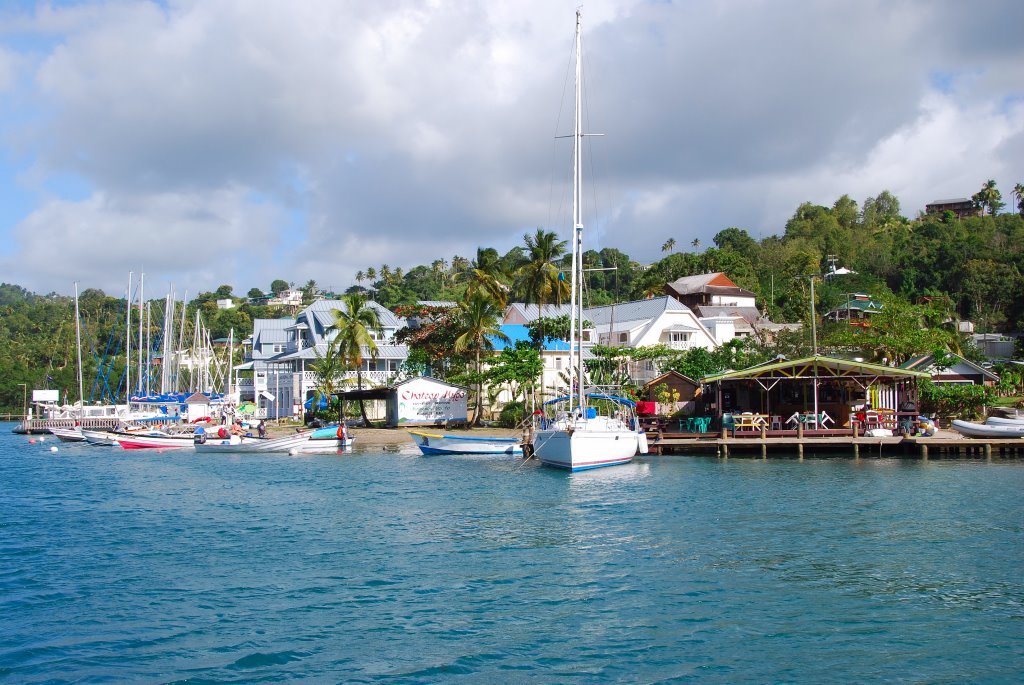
[700,356,929,433]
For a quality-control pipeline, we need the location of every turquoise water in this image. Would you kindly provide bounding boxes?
[1,426,1022,683]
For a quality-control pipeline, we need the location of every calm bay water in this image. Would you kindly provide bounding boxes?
[1,425,1022,683]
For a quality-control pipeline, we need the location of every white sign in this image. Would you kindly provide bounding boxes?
[32,390,60,403]
[397,378,468,425]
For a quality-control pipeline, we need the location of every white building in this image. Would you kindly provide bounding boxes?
[584,296,722,385]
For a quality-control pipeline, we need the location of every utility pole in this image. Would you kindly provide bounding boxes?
[810,275,818,355]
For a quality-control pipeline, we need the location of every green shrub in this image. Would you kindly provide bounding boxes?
[498,401,525,428]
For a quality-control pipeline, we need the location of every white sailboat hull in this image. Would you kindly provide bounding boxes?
[532,418,639,471]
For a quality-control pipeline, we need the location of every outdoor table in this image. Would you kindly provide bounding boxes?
[735,413,768,430]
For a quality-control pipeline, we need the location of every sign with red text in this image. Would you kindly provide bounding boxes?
[396,377,468,425]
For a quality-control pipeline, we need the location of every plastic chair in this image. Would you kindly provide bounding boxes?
[721,413,736,436]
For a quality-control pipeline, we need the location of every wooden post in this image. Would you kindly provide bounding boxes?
[853,423,859,438]
[722,442,729,458]
[985,443,992,461]
[853,441,859,459]
[920,443,928,460]
[797,422,804,439]
[798,442,804,460]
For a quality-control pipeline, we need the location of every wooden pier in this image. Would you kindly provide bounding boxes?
[11,417,122,435]
[648,430,1024,459]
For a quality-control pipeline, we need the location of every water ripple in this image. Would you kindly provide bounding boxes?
[1,429,1022,682]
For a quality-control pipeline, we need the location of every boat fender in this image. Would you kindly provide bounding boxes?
[217,427,228,439]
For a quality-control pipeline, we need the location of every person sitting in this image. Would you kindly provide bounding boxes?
[230,420,246,436]
[257,421,266,439]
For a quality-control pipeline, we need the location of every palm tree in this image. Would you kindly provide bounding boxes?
[515,228,569,324]
[691,238,702,252]
[307,342,348,422]
[661,238,676,253]
[972,179,1005,216]
[454,293,510,426]
[1013,182,1024,216]
[355,270,365,287]
[365,267,377,283]
[329,292,384,426]
[464,247,511,307]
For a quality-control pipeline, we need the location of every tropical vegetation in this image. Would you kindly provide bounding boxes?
[3,179,1023,416]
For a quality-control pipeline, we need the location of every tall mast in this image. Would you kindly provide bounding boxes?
[145,301,152,396]
[125,271,132,402]
[74,281,84,416]
[570,9,585,413]
[161,290,171,394]
[137,271,144,395]
[177,291,189,392]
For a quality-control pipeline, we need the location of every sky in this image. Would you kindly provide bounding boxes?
[1,0,1022,297]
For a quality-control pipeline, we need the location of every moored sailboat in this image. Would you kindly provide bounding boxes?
[529,11,648,472]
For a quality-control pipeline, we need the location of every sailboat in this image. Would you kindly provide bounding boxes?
[51,282,88,443]
[529,11,648,471]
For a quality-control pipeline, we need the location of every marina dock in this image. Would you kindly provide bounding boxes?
[648,430,1024,459]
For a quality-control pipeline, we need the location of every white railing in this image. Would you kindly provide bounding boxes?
[298,370,392,385]
[237,378,254,387]
[665,341,696,351]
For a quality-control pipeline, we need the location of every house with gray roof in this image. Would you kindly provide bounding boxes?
[238,299,408,419]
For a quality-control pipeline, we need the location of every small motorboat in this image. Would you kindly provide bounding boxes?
[113,429,197,450]
[193,429,318,454]
[81,428,120,446]
[951,419,1024,439]
[49,426,86,442]
[409,430,523,456]
[304,425,355,452]
[986,416,1024,427]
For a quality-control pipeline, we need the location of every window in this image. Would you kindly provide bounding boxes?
[618,332,628,343]
[670,332,690,343]
[555,357,563,370]
[581,330,591,342]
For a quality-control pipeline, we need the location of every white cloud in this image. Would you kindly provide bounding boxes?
[0,187,284,294]
[0,0,1022,294]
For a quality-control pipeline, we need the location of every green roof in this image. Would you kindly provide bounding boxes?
[702,355,929,383]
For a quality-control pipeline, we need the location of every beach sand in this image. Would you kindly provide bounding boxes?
[265,422,524,448]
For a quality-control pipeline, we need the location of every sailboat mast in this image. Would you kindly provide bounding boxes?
[570,9,585,413]
[74,281,84,415]
[161,290,171,394]
[137,272,144,396]
[145,301,152,396]
[125,271,132,402]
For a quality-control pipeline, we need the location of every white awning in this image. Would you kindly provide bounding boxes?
[260,391,276,401]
